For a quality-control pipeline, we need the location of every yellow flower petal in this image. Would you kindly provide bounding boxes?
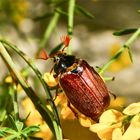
[60,104,76,120]
[97,122,122,140]
[90,119,122,140]
[109,97,125,110]
[79,115,92,127]
[123,102,140,115]
[122,115,140,140]
[54,94,67,106]
[43,72,57,87]
[16,84,23,92]
[5,76,13,83]
[112,128,123,140]
[90,123,109,132]
[99,109,123,124]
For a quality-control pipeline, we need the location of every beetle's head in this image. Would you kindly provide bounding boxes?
[53,53,76,76]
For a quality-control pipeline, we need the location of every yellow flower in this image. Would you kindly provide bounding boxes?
[112,115,140,140]
[108,43,131,72]
[90,109,123,140]
[43,72,57,87]
[90,102,140,140]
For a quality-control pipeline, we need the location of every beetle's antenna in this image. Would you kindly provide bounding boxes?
[61,35,71,52]
[36,49,49,60]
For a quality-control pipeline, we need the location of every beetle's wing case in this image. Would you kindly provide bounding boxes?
[59,59,110,121]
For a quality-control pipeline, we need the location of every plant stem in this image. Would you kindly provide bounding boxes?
[9,85,19,121]
[125,28,140,46]
[67,0,75,54]
[68,0,75,35]
[37,7,61,56]
[99,28,140,75]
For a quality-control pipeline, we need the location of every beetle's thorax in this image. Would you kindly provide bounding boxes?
[53,54,79,76]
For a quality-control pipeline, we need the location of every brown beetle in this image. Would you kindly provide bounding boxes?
[53,53,110,122]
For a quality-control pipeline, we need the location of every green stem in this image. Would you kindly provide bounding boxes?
[68,0,75,35]
[125,28,140,46]
[37,7,61,56]
[9,85,19,121]
[67,0,75,54]
[99,28,140,75]
[0,43,62,140]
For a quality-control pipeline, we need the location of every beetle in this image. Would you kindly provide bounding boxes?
[53,53,110,122]
[38,35,110,122]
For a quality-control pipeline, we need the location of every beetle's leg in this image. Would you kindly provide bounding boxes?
[67,101,78,119]
[53,84,60,101]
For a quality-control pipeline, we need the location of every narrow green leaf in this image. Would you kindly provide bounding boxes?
[22,125,40,135]
[55,8,68,16]
[23,112,31,122]
[122,115,134,126]
[49,43,63,56]
[127,47,133,63]
[0,127,16,134]
[0,131,6,137]
[33,13,53,21]
[103,76,115,81]
[16,121,24,131]
[5,134,17,140]
[113,28,137,36]
[8,115,18,131]
[75,4,94,19]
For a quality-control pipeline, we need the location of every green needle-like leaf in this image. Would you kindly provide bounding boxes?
[113,28,137,36]
[75,4,94,19]
[49,43,63,56]
[0,127,16,134]
[33,13,53,21]
[127,46,133,63]
[16,121,24,132]
[22,125,40,135]
[5,134,17,140]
